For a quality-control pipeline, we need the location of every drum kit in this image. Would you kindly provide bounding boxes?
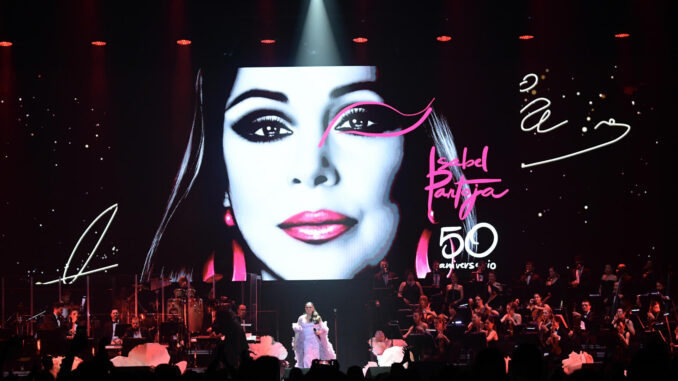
[167,287,205,333]
[157,272,224,336]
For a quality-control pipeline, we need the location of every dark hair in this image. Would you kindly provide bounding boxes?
[306,302,322,324]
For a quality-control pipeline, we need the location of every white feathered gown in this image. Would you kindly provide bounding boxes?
[292,316,336,368]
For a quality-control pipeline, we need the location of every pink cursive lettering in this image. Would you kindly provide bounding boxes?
[425,146,509,222]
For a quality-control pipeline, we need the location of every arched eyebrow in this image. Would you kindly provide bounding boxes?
[329,81,379,99]
[225,89,288,111]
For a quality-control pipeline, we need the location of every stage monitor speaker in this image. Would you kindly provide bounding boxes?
[365,366,391,378]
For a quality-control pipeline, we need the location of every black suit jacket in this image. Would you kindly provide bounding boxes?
[581,311,600,333]
[40,313,64,332]
[373,271,398,289]
[570,267,593,293]
[101,320,123,343]
[423,271,448,289]
[123,326,150,339]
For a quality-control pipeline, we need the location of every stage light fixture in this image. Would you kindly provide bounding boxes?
[295,0,340,65]
[353,37,368,43]
[91,41,106,46]
[176,39,191,46]
[261,39,276,44]
[436,35,452,42]
[519,35,534,40]
[614,33,630,38]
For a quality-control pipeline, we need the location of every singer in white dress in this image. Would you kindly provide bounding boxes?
[292,302,336,368]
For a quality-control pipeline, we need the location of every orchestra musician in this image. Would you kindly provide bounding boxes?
[124,316,149,339]
[235,304,248,333]
[40,302,66,331]
[398,270,424,306]
[528,293,550,321]
[545,266,564,308]
[646,300,663,328]
[403,310,429,338]
[373,260,398,289]
[67,309,83,338]
[423,260,447,292]
[101,308,123,345]
[444,273,464,307]
[572,299,599,334]
[568,256,593,304]
[37,302,68,356]
[519,261,543,300]
[500,301,522,335]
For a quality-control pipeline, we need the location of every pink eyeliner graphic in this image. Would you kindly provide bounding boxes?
[232,240,246,281]
[415,228,432,279]
[278,209,357,244]
[318,99,435,147]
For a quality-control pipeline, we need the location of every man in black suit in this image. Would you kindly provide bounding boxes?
[235,304,249,333]
[373,260,398,289]
[568,256,593,305]
[573,299,599,334]
[423,260,448,291]
[372,260,398,332]
[518,261,542,301]
[123,316,149,339]
[101,308,122,345]
[38,302,67,355]
[40,302,66,331]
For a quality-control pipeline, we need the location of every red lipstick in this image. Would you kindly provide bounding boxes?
[278,210,357,244]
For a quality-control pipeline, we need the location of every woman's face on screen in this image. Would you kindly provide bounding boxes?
[223,66,404,280]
